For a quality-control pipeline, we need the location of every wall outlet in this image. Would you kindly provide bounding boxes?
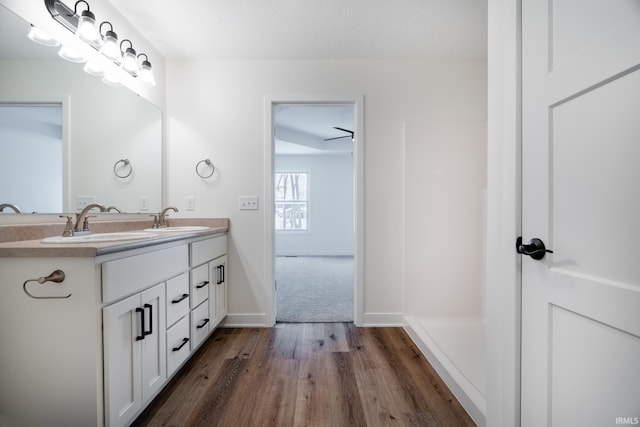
[239,196,259,210]
[139,196,150,211]
[186,196,195,211]
[76,196,96,210]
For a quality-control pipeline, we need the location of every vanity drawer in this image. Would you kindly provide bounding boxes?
[190,235,227,267]
[102,245,188,303]
[190,264,209,309]
[166,316,190,377]
[190,300,210,350]
[166,273,189,327]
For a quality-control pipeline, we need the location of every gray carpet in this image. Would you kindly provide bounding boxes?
[275,256,354,323]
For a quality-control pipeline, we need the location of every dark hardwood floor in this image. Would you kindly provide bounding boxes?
[132,323,476,427]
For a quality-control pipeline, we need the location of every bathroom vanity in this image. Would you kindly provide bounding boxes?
[0,219,228,427]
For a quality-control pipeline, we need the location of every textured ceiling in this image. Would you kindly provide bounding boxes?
[107,0,487,60]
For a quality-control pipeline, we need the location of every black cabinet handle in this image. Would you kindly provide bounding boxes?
[135,307,145,341]
[217,264,225,285]
[171,293,189,304]
[143,303,153,336]
[221,264,224,283]
[197,318,210,329]
[196,281,209,289]
[172,337,189,352]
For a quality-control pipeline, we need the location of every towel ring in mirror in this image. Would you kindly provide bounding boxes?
[113,159,133,178]
[196,159,215,178]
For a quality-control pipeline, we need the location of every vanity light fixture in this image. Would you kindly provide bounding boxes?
[41,0,156,86]
[120,39,138,76]
[73,0,100,45]
[137,53,156,86]
[99,22,122,64]
[27,25,60,47]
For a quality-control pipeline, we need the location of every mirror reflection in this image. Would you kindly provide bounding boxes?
[0,4,162,214]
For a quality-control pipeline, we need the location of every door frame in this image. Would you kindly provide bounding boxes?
[264,94,364,326]
[486,0,522,426]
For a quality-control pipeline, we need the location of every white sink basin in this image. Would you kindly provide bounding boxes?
[143,226,211,232]
[41,232,158,244]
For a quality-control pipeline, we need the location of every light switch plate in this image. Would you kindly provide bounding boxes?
[239,196,259,210]
[186,196,195,211]
[139,196,150,211]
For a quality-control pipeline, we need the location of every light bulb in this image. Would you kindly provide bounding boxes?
[103,73,122,86]
[100,31,122,63]
[137,55,156,86]
[58,45,86,63]
[121,47,138,75]
[77,9,101,45]
[27,25,60,47]
[83,60,104,76]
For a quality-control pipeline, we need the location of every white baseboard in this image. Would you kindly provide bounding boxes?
[361,312,404,326]
[404,316,486,427]
[221,313,269,327]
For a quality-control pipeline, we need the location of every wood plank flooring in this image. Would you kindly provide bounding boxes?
[132,323,476,427]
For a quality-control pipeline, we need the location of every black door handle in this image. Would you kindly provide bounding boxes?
[516,237,553,260]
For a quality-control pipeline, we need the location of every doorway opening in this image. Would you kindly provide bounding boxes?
[0,103,64,213]
[267,100,362,324]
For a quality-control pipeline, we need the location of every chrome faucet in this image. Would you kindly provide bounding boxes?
[74,203,107,233]
[157,206,178,228]
[0,203,21,213]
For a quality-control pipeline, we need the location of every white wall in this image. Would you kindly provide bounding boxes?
[165,59,486,326]
[275,154,354,256]
[403,120,487,319]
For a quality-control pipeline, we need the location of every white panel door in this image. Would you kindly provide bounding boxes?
[521,1,640,427]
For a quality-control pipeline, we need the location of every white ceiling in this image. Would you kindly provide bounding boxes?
[107,0,488,60]
[105,1,487,154]
[274,104,355,155]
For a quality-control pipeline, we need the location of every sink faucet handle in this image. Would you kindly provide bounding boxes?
[149,214,159,228]
[82,215,97,231]
[59,215,74,237]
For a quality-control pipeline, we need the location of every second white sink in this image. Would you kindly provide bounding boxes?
[143,226,211,232]
[41,232,158,244]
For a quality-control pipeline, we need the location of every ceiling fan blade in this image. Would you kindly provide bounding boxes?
[323,135,351,141]
[333,127,353,134]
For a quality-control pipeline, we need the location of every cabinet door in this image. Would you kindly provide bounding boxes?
[215,255,228,322]
[140,283,166,403]
[103,294,143,427]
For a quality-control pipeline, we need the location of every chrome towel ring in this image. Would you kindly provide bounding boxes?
[113,159,133,178]
[196,159,215,178]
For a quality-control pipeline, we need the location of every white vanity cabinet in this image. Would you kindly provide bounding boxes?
[0,229,228,427]
[102,244,187,427]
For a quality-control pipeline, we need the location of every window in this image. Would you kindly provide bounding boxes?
[275,171,308,231]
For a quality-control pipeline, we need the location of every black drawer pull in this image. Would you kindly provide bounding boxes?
[135,307,145,341]
[143,304,153,336]
[197,318,210,329]
[172,337,189,352]
[171,293,189,304]
[196,281,209,289]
